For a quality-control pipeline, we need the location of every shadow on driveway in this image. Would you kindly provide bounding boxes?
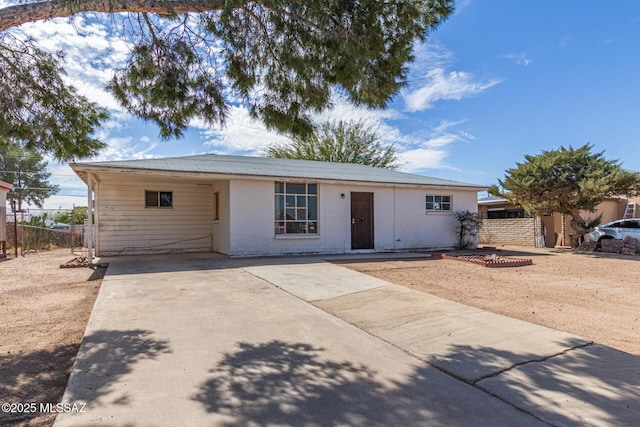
[192,339,639,427]
[64,329,171,405]
[191,340,542,427]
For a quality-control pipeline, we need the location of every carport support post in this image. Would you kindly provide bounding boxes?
[87,174,94,265]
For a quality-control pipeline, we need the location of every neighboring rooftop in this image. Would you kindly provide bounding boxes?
[477,195,509,205]
[72,154,486,190]
[0,180,14,192]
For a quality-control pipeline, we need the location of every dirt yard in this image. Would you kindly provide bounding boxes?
[0,250,104,427]
[1,246,638,425]
[338,246,640,356]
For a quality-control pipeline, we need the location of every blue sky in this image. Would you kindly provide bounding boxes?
[4,0,640,209]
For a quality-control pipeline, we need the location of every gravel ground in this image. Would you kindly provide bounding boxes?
[0,249,104,427]
[1,246,638,426]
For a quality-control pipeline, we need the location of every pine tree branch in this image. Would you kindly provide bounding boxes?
[0,0,223,32]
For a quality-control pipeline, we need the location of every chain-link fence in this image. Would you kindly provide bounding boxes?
[5,223,87,254]
[4,207,89,255]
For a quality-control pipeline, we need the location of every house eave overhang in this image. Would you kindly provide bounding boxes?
[70,164,488,192]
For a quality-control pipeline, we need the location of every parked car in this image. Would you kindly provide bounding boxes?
[586,218,640,246]
[50,223,70,231]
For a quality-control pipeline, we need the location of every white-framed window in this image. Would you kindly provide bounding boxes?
[426,194,452,211]
[274,182,318,234]
[145,190,173,208]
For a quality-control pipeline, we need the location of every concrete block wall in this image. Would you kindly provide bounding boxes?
[479,218,538,247]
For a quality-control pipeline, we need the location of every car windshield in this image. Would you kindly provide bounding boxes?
[603,220,640,228]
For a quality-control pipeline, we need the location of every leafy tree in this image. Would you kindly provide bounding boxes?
[264,120,401,169]
[0,0,454,156]
[489,144,640,242]
[0,144,59,211]
[53,212,72,225]
[53,208,88,225]
[26,212,48,227]
[0,34,108,161]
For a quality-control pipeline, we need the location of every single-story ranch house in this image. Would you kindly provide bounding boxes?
[71,154,486,257]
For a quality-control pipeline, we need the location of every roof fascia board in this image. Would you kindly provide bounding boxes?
[71,165,487,191]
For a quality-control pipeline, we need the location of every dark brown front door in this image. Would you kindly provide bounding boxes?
[351,192,374,250]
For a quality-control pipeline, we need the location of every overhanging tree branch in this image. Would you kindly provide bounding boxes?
[1,0,455,159]
[0,0,222,32]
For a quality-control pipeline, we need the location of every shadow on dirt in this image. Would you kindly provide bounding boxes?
[0,344,79,426]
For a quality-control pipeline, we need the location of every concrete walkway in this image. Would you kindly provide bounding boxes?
[55,253,639,426]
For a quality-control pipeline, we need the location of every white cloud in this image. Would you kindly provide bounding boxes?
[403,68,502,112]
[401,41,502,112]
[398,148,451,172]
[13,16,130,110]
[200,106,293,154]
[45,163,87,200]
[198,92,409,156]
[501,52,533,66]
[37,195,89,210]
[199,92,471,173]
[316,94,402,124]
[396,119,474,173]
[89,135,158,162]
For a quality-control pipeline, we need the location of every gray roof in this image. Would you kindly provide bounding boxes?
[477,196,509,205]
[72,154,486,189]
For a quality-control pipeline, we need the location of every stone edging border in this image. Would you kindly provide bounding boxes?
[440,253,533,268]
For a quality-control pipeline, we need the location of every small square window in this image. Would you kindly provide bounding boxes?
[146,191,173,208]
[426,194,451,211]
[145,191,159,207]
[159,192,172,207]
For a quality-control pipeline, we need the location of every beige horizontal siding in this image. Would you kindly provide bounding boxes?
[96,181,214,256]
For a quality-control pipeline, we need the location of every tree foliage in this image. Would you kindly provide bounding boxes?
[0,0,454,157]
[53,207,87,225]
[489,144,640,239]
[0,143,59,210]
[0,34,108,161]
[264,120,401,169]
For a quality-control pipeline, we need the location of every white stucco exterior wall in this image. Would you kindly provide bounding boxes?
[87,172,479,257]
[227,179,479,257]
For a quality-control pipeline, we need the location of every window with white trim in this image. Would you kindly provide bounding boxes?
[274,182,318,234]
[426,195,452,211]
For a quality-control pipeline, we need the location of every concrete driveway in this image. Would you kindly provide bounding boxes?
[55,253,639,426]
